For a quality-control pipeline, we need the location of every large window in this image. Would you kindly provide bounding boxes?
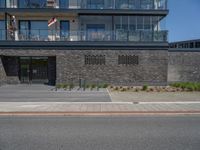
[86,0,104,9]
[0,0,5,8]
[0,21,5,40]
[59,0,69,8]
[86,24,105,41]
[19,20,48,41]
[19,0,47,8]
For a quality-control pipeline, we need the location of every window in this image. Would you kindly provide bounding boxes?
[118,55,139,65]
[0,20,5,40]
[195,42,200,48]
[59,0,69,8]
[0,0,5,8]
[87,0,104,9]
[86,24,105,41]
[19,0,47,8]
[19,20,48,41]
[85,55,106,65]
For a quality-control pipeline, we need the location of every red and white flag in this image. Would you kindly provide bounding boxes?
[48,17,57,27]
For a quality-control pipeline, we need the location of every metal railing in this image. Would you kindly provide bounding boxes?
[0,29,168,42]
[3,0,167,10]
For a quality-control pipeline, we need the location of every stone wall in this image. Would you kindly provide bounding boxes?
[0,49,168,86]
[0,57,7,86]
[56,50,168,86]
[168,51,200,83]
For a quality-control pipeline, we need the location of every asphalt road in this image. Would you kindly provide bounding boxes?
[0,85,111,102]
[0,116,200,150]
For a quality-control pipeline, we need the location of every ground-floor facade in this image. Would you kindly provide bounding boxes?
[0,48,168,86]
[1,48,200,86]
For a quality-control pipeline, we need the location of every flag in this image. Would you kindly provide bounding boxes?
[48,17,57,27]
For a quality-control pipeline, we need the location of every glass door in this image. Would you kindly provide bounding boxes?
[31,57,48,84]
[19,57,48,84]
[60,21,70,40]
[20,57,31,83]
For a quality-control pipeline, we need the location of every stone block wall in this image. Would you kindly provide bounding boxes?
[0,49,168,86]
[56,50,168,86]
[168,51,200,83]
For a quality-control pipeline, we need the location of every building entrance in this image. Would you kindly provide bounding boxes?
[19,57,48,84]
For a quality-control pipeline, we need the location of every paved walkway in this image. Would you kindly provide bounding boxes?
[109,91,200,102]
[0,102,200,115]
[0,85,111,102]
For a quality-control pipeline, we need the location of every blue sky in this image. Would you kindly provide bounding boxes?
[167,0,200,42]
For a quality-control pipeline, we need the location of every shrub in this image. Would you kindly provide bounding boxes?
[69,83,74,90]
[63,84,68,89]
[90,84,96,90]
[86,84,90,89]
[102,83,109,88]
[56,84,65,89]
[170,82,200,91]
[142,85,148,91]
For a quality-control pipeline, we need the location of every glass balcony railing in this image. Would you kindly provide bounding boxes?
[3,0,167,10]
[0,29,168,42]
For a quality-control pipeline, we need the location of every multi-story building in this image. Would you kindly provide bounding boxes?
[170,39,200,49]
[0,0,168,86]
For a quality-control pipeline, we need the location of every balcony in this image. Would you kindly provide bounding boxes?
[1,0,167,10]
[0,29,168,43]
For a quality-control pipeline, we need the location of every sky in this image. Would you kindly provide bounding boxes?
[167,0,200,42]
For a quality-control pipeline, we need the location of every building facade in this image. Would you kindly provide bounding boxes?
[0,0,168,86]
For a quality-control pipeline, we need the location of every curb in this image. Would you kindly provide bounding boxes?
[0,111,200,116]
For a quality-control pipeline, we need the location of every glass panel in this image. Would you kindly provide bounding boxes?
[87,0,104,9]
[30,21,48,41]
[60,21,69,40]
[0,21,5,40]
[0,0,5,8]
[19,0,47,8]
[19,21,48,41]
[141,0,154,9]
[59,0,69,8]
[86,24,105,41]
[116,0,129,9]
[19,21,29,40]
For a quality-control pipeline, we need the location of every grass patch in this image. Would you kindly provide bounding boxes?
[170,82,200,91]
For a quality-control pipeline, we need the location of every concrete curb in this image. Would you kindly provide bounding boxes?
[1,111,200,116]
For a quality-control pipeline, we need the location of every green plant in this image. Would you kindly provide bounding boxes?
[102,83,109,88]
[142,85,148,91]
[170,82,200,91]
[63,84,68,89]
[90,84,96,90]
[69,83,74,90]
[86,84,90,89]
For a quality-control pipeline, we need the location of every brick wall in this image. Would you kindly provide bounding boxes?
[168,51,200,83]
[0,49,168,86]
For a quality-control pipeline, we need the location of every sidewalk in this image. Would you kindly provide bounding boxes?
[0,102,200,115]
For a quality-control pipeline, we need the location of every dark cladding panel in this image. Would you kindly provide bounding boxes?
[2,56,19,76]
[48,56,56,85]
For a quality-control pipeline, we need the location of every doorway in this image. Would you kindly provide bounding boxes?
[19,57,48,84]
